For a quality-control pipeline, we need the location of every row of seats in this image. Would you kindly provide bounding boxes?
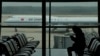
[0,33,40,56]
[84,32,100,56]
[1,39,32,56]
[12,33,39,50]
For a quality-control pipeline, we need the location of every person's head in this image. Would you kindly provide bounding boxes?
[72,26,83,34]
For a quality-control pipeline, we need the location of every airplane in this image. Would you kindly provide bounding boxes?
[2,15,98,32]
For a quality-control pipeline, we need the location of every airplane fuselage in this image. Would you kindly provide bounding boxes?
[3,15,98,26]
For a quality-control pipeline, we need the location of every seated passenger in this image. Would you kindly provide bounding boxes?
[67,26,86,56]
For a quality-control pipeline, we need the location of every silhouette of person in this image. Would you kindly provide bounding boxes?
[67,26,86,56]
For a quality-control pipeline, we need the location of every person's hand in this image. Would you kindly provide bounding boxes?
[70,35,76,41]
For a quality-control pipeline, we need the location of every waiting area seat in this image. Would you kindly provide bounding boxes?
[83,32,100,56]
[0,33,40,56]
[12,33,40,50]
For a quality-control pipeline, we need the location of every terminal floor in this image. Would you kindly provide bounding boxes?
[31,49,90,56]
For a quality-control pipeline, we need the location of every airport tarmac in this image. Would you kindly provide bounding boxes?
[1,14,98,49]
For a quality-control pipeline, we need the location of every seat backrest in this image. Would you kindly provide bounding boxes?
[16,34,25,46]
[89,39,97,52]
[21,33,28,44]
[88,39,97,51]
[93,41,100,53]
[15,35,24,48]
[4,39,19,56]
[21,33,28,43]
[94,44,100,56]
[85,32,96,47]
[88,38,96,48]
[15,33,28,46]
[88,39,100,55]
[12,35,23,49]
[2,41,13,56]
[10,39,19,53]
[89,40,100,56]
[7,40,16,55]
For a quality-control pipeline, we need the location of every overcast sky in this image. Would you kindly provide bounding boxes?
[2,2,97,7]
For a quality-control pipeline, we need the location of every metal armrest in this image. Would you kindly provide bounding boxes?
[14,53,29,56]
[28,37,34,41]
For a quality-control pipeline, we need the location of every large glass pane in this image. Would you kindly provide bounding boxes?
[50,2,98,56]
[51,2,98,26]
[1,28,42,55]
[1,2,42,56]
[2,2,42,26]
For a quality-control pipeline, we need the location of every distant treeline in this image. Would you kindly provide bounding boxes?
[2,6,97,15]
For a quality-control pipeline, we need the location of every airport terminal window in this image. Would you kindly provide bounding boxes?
[1,2,42,56]
[48,2,98,56]
[1,1,98,56]
[2,2,42,26]
[1,28,42,48]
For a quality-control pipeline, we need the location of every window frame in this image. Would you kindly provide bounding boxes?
[1,1,99,56]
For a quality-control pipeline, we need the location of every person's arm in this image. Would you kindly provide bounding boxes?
[70,35,76,41]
